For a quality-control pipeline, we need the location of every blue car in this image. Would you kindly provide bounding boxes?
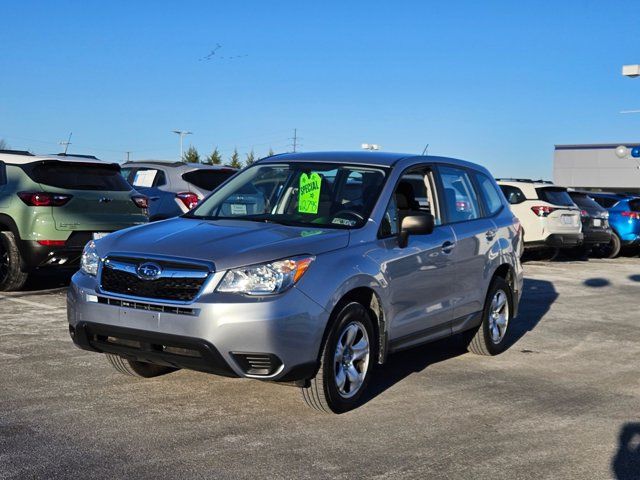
[588,192,640,258]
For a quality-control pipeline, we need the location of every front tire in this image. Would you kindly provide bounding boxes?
[0,232,28,291]
[467,277,514,356]
[106,354,178,378]
[300,302,375,414]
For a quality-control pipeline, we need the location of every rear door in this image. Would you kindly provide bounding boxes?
[24,161,147,232]
[436,165,497,322]
[536,187,581,233]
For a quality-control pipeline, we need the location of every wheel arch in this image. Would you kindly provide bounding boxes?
[0,214,19,236]
[490,263,518,317]
[320,286,388,367]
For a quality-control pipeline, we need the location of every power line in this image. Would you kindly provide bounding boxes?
[289,128,302,152]
[59,132,72,154]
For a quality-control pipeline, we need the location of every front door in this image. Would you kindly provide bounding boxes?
[374,167,458,351]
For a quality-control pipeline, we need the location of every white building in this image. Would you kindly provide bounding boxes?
[553,143,640,193]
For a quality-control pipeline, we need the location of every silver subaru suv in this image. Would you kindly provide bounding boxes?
[68,152,523,413]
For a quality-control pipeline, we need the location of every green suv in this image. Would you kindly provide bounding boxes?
[0,150,148,290]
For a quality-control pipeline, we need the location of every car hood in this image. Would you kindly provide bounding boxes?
[96,217,350,271]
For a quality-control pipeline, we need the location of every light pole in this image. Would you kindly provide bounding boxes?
[361,143,380,151]
[621,65,640,114]
[173,130,192,160]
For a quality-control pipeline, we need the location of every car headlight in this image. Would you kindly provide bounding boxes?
[81,241,100,276]
[216,256,315,295]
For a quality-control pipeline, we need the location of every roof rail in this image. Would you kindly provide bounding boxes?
[495,178,554,184]
[54,153,100,160]
[123,160,185,167]
[0,149,34,156]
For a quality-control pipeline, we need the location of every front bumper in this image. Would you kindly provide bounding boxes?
[67,272,328,382]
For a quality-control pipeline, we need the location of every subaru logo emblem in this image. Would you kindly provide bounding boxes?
[136,262,162,281]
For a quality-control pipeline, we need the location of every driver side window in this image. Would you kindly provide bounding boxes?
[380,168,440,238]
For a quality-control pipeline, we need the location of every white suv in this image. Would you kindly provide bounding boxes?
[497,179,582,252]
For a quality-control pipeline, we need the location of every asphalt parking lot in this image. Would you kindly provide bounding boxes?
[1,259,640,480]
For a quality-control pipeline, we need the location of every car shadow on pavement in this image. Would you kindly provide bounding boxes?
[359,278,557,407]
[583,278,611,288]
[612,423,640,479]
[21,271,73,292]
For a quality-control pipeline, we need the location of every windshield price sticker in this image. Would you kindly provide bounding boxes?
[298,172,321,214]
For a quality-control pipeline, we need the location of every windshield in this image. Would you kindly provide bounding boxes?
[188,162,388,228]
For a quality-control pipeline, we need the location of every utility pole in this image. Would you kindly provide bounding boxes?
[59,132,72,154]
[173,130,192,160]
[290,128,301,152]
[125,151,131,162]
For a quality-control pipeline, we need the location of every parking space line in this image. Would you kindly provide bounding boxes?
[0,294,65,311]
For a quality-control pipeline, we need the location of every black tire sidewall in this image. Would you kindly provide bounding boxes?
[0,232,27,291]
[321,302,376,413]
[480,277,514,355]
[607,232,622,259]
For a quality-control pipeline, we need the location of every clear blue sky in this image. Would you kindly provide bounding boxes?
[1,0,640,178]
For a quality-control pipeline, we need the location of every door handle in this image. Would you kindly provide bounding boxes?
[485,229,496,241]
[441,241,455,253]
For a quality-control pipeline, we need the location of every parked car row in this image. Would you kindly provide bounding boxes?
[496,178,640,259]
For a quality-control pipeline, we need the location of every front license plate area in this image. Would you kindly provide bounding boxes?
[119,307,160,330]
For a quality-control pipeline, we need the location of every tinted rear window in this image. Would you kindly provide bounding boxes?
[536,187,574,206]
[591,196,619,209]
[182,169,235,191]
[569,193,603,210]
[24,161,131,191]
[629,199,640,212]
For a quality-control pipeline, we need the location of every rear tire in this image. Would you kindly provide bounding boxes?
[0,232,28,291]
[602,232,622,259]
[467,277,514,356]
[106,354,178,378]
[300,302,375,414]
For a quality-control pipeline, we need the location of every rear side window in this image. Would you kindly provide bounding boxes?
[131,168,166,188]
[629,199,640,212]
[474,173,503,215]
[24,162,131,191]
[499,185,526,204]
[0,162,6,186]
[536,187,574,207]
[182,169,235,191]
[439,166,481,222]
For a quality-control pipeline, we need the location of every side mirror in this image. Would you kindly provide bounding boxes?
[398,212,435,248]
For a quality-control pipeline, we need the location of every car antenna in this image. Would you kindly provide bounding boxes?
[421,144,429,156]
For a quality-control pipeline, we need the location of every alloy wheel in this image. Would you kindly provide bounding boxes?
[488,289,509,344]
[333,321,370,398]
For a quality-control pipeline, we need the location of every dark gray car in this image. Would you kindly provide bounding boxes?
[69,152,523,413]
[121,161,237,220]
